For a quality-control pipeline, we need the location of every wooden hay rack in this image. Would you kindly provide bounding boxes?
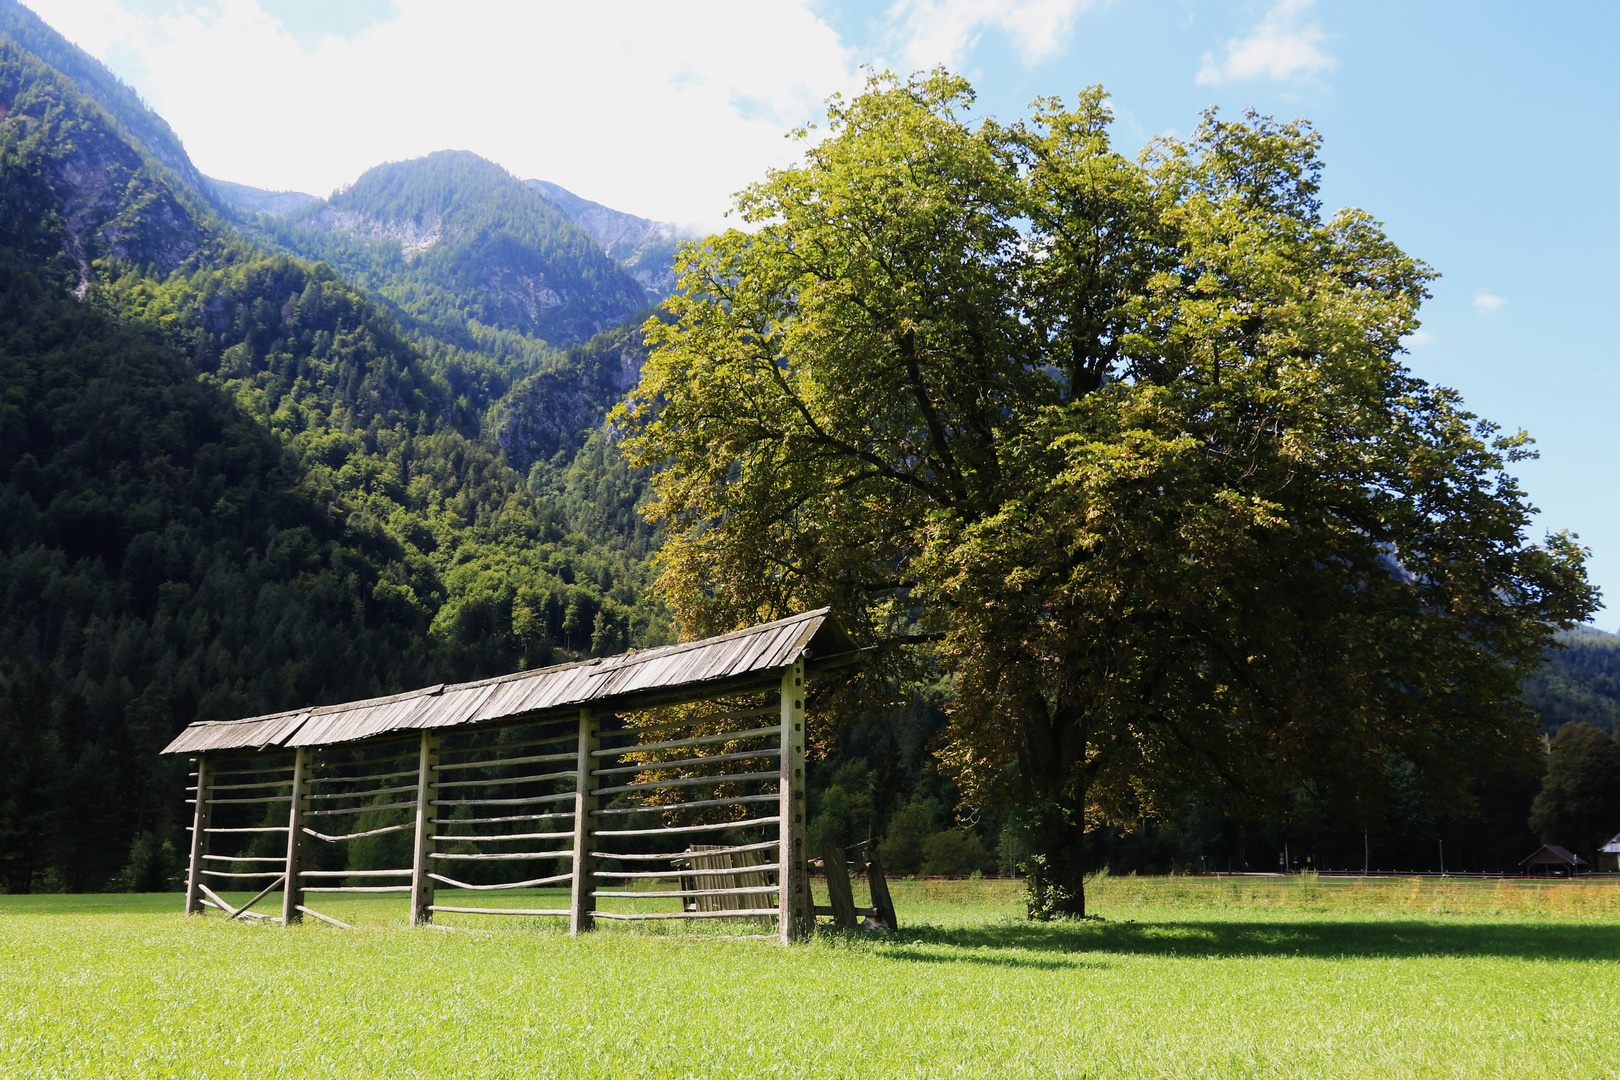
[163,609,873,943]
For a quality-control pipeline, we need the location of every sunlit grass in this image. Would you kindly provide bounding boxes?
[3,877,1618,1078]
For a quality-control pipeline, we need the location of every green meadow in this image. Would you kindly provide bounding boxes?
[3,877,1618,1079]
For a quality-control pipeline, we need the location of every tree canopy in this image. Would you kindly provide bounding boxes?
[622,71,1597,917]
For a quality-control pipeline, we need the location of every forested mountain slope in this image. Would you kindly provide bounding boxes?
[247,151,647,348]
[0,30,664,891]
[0,0,211,199]
[1525,627,1620,733]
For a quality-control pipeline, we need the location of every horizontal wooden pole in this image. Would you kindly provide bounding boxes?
[201,854,284,863]
[427,871,574,890]
[209,779,293,792]
[309,767,420,785]
[595,840,780,862]
[592,772,778,797]
[303,885,412,894]
[429,851,574,862]
[432,830,573,843]
[200,826,290,834]
[300,869,412,877]
[440,731,575,759]
[427,905,570,917]
[602,705,776,738]
[302,821,416,843]
[308,782,418,802]
[589,817,780,839]
[206,795,293,805]
[432,792,575,807]
[201,869,286,879]
[616,884,779,900]
[434,769,577,791]
[591,908,779,921]
[305,799,416,817]
[592,793,777,817]
[430,811,575,825]
[592,747,780,778]
[436,751,576,773]
[592,725,779,758]
[295,904,355,930]
[599,865,778,880]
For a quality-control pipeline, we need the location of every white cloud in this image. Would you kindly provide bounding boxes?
[23,0,863,229]
[1402,329,1437,348]
[886,0,1093,70]
[1473,291,1506,313]
[1197,0,1334,86]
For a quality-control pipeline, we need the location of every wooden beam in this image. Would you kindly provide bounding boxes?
[409,731,439,926]
[281,746,311,926]
[230,874,287,920]
[779,660,811,943]
[864,847,898,930]
[184,755,213,915]
[570,708,598,935]
[822,843,858,930]
[294,904,354,930]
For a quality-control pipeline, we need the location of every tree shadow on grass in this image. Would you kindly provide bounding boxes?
[876,919,1620,964]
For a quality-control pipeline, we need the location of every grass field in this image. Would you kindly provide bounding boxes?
[3,875,1619,1079]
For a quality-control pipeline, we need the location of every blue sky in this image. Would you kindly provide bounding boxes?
[25,0,1619,624]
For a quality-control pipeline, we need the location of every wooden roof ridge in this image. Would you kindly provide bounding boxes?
[161,608,855,756]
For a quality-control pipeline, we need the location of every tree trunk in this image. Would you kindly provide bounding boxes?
[1020,789,1089,919]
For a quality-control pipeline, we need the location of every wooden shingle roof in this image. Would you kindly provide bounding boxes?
[161,609,859,755]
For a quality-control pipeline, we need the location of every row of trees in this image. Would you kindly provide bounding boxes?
[622,72,1598,916]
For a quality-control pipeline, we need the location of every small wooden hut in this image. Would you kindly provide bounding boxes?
[1519,844,1589,877]
[161,609,866,942]
[1599,833,1620,873]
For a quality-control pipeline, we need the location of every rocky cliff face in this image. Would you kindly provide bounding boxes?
[316,206,442,259]
[526,180,694,302]
[492,323,648,473]
[0,43,216,297]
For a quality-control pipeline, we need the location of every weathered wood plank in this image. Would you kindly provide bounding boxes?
[282,746,311,926]
[184,755,213,916]
[822,844,858,930]
[864,847,898,930]
[779,660,811,942]
[570,708,598,935]
[410,731,439,926]
[294,904,354,930]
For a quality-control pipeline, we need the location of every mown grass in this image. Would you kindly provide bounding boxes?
[3,876,1618,1079]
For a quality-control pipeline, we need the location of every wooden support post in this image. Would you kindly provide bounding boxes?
[184,755,214,915]
[822,843,858,930]
[281,746,311,926]
[779,659,811,943]
[410,731,439,925]
[864,847,898,930]
[569,708,598,935]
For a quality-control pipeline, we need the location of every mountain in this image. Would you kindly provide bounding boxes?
[0,0,210,199]
[0,26,665,891]
[1524,626,1620,733]
[246,151,649,349]
[207,176,318,217]
[526,180,693,302]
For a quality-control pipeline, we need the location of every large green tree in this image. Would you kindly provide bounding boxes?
[621,72,1596,917]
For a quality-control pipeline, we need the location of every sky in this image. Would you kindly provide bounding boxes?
[21,0,1620,625]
